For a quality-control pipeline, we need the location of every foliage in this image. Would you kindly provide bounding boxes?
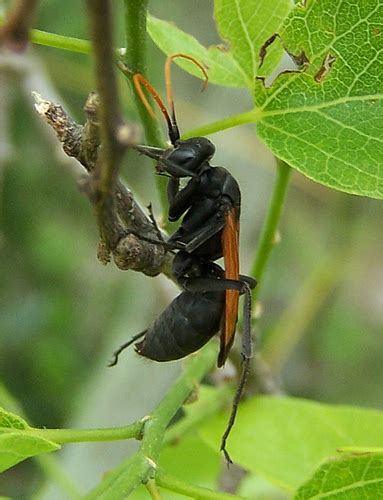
[295,453,383,499]
[0,409,59,473]
[0,0,382,498]
[150,0,383,199]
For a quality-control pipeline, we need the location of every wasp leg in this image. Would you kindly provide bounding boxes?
[169,198,235,254]
[239,274,257,289]
[108,330,147,367]
[182,274,255,465]
[169,215,226,255]
[167,177,200,221]
[220,280,253,465]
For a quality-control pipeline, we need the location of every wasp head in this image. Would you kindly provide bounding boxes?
[159,137,215,178]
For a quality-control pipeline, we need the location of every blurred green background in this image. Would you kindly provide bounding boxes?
[0,0,382,498]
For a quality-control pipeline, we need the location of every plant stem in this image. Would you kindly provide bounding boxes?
[87,0,125,197]
[156,470,244,499]
[4,420,145,444]
[250,159,291,302]
[140,347,216,459]
[85,0,134,255]
[146,479,163,500]
[0,18,92,53]
[86,454,151,500]
[183,109,261,139]
[123,0,168,214]
[85,345,217,498]
[30,28,91,53]
[163,384,232,445]
[0,384,83,498]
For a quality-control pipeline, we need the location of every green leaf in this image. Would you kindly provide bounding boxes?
[256,0,383,199]
[160,434,220,488]
[147,15,246,87]
[148,16,246,87]
[0,433,60,473]
[147,0,291,88]
[0,407,60,472]
[149,1,382,198]
[200,396,383,492]
[294,453,383,499]
[0,407,29,430]
[214,0,292,85]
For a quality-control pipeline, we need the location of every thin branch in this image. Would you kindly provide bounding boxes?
[0,16,91,54]
[123,0,169,215]
[30,28,91,54]
[5,419,146,444]
[156,470,244,500]
[85,344,217,498]
[226,159,291,401]
[85,0,129,250]
[33,93,172,277]
[0,384,83,498]
[222,162,291,396]
[235,159,292,396]
[146,479,163,500]
[86,0,124,194]
[250,159,291,302]
[163,384,232,445]
[0,0,38,51]
[32,1,173,277]
[123,0,162,147]
[28,9,172,277]
[183,109,261,139]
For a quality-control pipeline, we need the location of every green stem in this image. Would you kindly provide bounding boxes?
[1,420,145,444]
[164,384,232,445]
[123,0,168,214]
[183,109,261,139]
[140,346,216,459]
[85,344,217,498]
[156,470,244,500]
[251,159,291,302]
[0,15,91,53]
[146,479,163,500]
[30,28,91,53]
[86,454,151,500]
[0,383,83,498]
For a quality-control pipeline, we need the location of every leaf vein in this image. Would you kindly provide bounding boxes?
[261,120,380,191]
[234,0,256,80]
[314,108,383,144]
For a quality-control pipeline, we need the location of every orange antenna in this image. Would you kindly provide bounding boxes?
[165,53,209,124]
[133,73,180,144]
[133,73,173,130]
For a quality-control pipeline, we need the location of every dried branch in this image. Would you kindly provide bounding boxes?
[84,0,130,253]
[33,93,172,278]
[0,0,39,51]
[31,0,173,278]
[86,0,125,195]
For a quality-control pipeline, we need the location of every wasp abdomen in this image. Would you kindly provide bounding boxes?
[135,290,225,361]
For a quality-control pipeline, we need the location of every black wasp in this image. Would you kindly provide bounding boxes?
[110,54,256,463]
